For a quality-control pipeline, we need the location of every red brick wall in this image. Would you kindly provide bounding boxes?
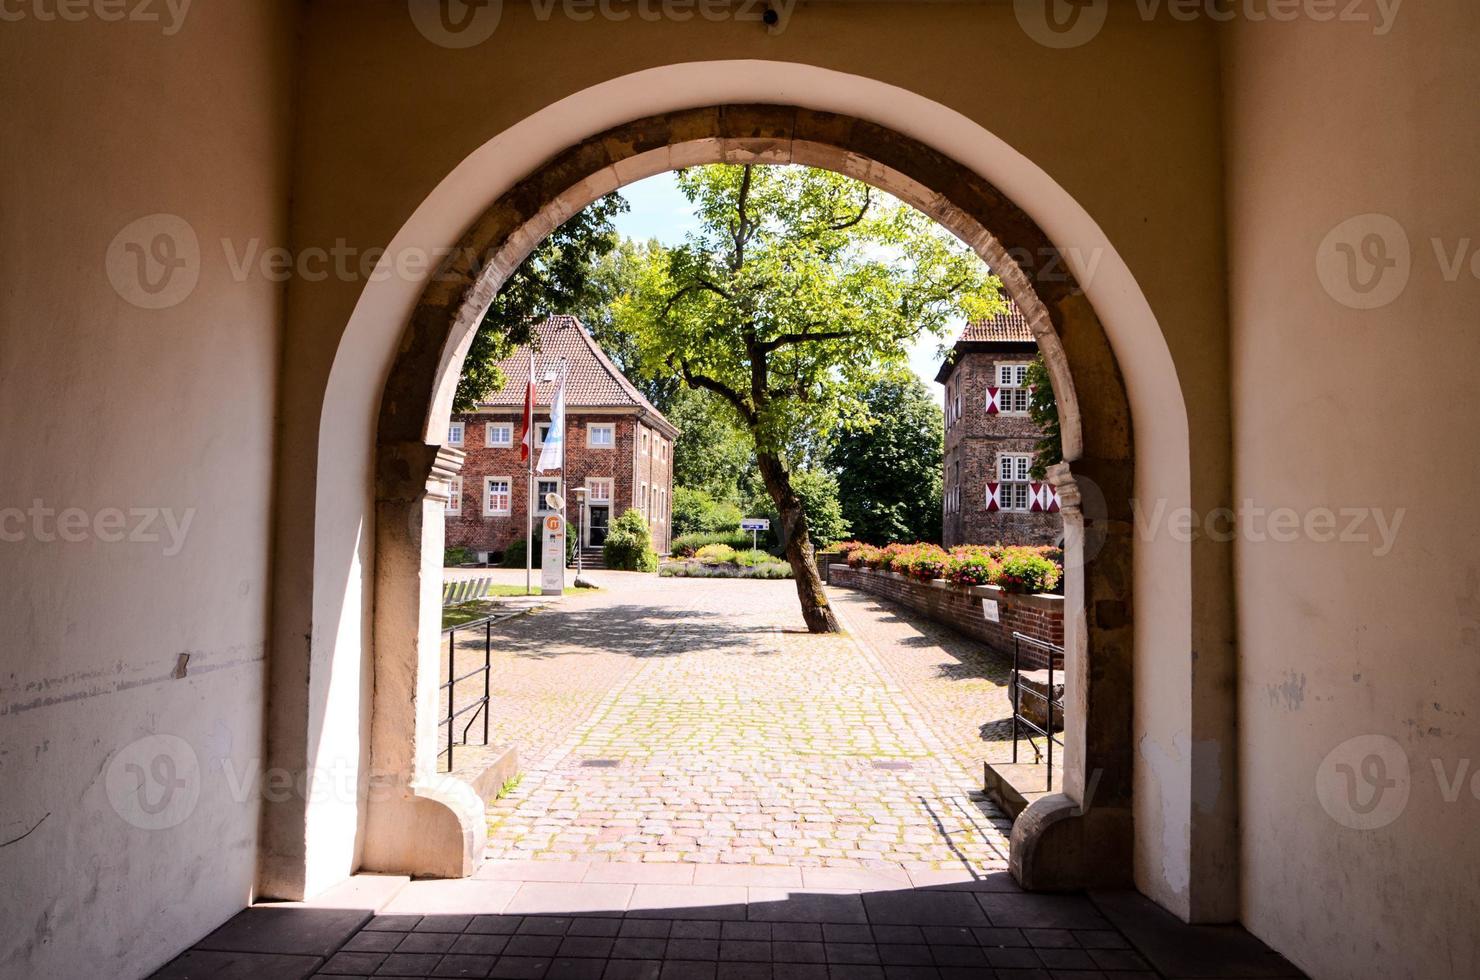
[444,410,672,560]
[941,348,1062,548]
[830,565,1063,669]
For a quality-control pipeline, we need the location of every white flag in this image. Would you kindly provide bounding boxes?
[535,368,566,474]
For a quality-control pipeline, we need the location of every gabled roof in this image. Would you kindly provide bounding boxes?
[935,302,1038,384]
[477,315,678,436]
[957,303,1034,342]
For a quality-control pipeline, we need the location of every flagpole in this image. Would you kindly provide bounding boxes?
[525,453,533,596]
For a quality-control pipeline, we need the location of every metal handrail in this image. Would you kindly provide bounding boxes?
[1010,631,1066,791]
[439,615,494,772]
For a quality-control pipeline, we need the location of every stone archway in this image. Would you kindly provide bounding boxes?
[366,105,1135,890]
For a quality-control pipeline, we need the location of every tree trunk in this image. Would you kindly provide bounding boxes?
[755,451,840,634]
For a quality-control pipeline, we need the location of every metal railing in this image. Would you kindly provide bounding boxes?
[439,615,493,773]
[1010,631,1066,791]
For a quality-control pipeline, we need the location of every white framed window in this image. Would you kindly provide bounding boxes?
[448,421,465,446]
[587,423,614,448]
[995,363,1031,414]
[536,478,561,514]
[486,421,513,448]
[587,477,612,503]
[445,475,462,514]
[484,477,511,516]
[641,430,650,455]
[997,453,1033,511]
[639,481,648,514]
[657,487,666,524]
[536,421,552,446]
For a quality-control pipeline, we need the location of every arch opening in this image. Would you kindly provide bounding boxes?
[364,105,1138,890]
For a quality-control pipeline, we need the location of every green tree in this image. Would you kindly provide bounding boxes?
[667,387,753,503]
[1023,355,1062,480]
[742,468,850,551]
[616,164,1000,631]
[828,372,944,545]
[454,193,628,411]
[602,507,658,572]
[671,487,744,537]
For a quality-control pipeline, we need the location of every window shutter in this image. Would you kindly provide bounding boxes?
[1046,485,1061,513]
[1029,482,1045,512]
[985,387,1000,414]
[985,483,1001,512]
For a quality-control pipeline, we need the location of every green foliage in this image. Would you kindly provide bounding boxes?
[733,549,774,568]
[846,540,1064,595]
[444,547,474,567]
[602,508,658,572]
[693,543,738,564]
[667,387,754,502]
[742,469,850,550]
[455,193,628,411]
[614,164,1001,457]
[1023,355,1063,480]
[659,560,793,579]
[995,549,1063,594]
[671,530,758,557]
[827,372,944,545]
[672,486,744,537]
[498,533,575,569]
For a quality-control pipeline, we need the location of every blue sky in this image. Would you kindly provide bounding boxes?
[611,172,951,403]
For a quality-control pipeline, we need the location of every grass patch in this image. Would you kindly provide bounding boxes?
[441,585,595,628]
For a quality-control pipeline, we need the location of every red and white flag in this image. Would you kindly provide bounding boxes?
[519,354,536,461]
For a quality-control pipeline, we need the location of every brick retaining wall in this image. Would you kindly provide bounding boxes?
[829,564,1064,669]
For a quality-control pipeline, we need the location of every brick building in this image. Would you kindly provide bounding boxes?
[937,304,1063,548]
[445,315,678,563]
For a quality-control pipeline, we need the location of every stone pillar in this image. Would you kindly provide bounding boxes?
[1011,461,1134,890]
[361,442,485,878]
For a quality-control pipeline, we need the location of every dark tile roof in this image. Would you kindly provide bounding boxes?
[476,315,677,435]
[934,302,1038,384]
[957,302,1033,342]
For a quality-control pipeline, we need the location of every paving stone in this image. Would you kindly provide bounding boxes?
[861,892,988,928]
[194,907,372,958]
[378,951,447,975]
[548,957,610,980]
[148,949,324,980]
[433,953,500,977]
[492,955,555,979]
[399,933,459,953]
[452,934,512,956]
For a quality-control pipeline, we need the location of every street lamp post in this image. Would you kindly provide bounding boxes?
[571,486,594,588]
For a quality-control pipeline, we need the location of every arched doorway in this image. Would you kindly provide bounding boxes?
[362,104,1136,892]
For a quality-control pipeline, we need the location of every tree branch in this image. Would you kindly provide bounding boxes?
[673,357,756,426]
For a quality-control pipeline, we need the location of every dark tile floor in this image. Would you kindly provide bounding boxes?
[148,876,1305,980]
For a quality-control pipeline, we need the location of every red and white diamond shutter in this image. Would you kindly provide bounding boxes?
[985,387,1000,414]
[985,482,1001,512]
[1027,482,1061,513]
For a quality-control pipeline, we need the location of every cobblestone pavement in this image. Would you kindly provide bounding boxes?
[479,575,1014,875]
[823,588,1021,769]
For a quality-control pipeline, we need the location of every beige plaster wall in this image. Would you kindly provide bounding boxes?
[284,1,1232,918]
[1225,6,1480,977]
[0,5,294,978]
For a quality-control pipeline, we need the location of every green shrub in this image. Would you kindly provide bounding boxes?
[603,508,658,572]
[995,549,1063,594]
[945,548,999,587]
[672,487,744,537]
[658,559,792,579]
[444,547,474,566]
[672,530,756,558]
[498,532,576,569]
[694,543,738,565]
[733,549,775,568]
